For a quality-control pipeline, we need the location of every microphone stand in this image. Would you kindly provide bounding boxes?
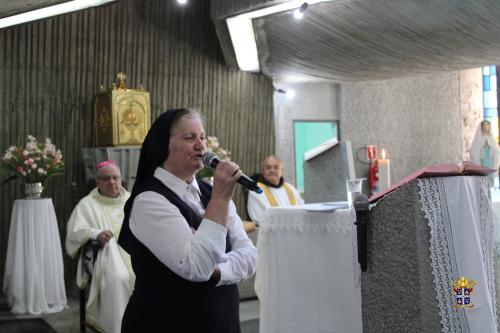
[353,194,369,272]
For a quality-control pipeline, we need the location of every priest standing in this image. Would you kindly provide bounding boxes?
[66,160,134,333]
[247,155,304,225]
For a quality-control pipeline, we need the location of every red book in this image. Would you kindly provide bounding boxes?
[368,161,495,203]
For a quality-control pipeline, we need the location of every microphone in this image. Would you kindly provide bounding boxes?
[353,194,369,272]
[202,152,263,193]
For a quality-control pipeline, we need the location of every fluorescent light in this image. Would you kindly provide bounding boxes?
[226,0,332,72]
[0,0,116,29]
[177,0,188,5]
[226,16,260,72]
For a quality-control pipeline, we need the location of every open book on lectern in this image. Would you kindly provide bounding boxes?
[369,161,495,203]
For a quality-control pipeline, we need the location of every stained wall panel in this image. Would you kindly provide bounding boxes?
[0,0,274,293]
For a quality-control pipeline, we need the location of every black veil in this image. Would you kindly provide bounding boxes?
[123,108,185,217]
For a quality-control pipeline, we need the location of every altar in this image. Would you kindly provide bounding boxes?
[256,173,497,333]
[2,199,67,314]
[255,205,362,333]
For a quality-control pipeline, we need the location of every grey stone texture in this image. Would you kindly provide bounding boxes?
[341,69,482,191]
[304,141,356,203]
[361,180,441,333]
[459,68,485,161]
[274,69,482,197]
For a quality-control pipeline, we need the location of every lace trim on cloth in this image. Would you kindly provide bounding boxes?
[259,209,354,234]
[474,177,498,328]
[418,178,469,333]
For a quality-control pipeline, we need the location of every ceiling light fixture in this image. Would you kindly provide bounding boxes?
[226,0,331,72]
[293,3,308,20]
[177,0,188,5]
[275,88,295,99]
[0,0,116,29]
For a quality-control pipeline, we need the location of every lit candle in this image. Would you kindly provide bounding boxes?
[377,149,391,192]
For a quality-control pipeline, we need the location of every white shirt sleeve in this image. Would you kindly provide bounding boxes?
[247,190,269,225]
[129,191,229,282]
[217,201,257,285]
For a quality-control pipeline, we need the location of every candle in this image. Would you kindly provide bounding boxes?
[377,149,391,192]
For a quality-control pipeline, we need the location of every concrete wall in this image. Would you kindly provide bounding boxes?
[340,68,483,186]
[273,68,483,192]
[273,82,339,185]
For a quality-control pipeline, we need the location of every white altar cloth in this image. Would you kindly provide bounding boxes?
[255,205,362,333]
[2,198,67,314]
[419,176,497,333]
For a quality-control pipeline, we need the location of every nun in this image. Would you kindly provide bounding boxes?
[118,108,257,332]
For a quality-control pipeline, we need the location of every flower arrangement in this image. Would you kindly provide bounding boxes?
[1,135,64,184]
[197,136,231,179]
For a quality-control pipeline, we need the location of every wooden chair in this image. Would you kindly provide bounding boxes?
[78,239,101,332]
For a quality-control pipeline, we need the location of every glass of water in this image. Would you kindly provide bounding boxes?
[346,178,365,207]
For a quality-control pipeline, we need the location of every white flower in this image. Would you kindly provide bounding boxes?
[31,163,37,169]
[44,143,56,154]
[45,138,52,144]
[22,150,29,156]
[37,168,45,174]
[207,136,220,149]
[3,151,12,160]
[27,135,36,141]
[26,142,37,150]
[8,146,16,152]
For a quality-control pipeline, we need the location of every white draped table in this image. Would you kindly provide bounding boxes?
[2,198,67,314]
[255,205,362,333]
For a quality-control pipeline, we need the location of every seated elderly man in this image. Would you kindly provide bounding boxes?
[66,160,134,333]
[247,155,304,225]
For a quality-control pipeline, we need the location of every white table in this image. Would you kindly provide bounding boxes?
[2,198,67,314]
[255,205,362,333]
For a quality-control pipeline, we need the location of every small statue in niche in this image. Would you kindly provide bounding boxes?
[470,120,500,187]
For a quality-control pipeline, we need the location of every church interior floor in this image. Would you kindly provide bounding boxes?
[0,296,260,333]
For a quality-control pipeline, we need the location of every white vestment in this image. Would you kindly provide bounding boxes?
[247,182,304,225]
[66,188,134,333]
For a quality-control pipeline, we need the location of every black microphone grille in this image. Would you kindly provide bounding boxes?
[202,151,218,168]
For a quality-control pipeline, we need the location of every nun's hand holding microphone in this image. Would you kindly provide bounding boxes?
[203,160,241,227]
